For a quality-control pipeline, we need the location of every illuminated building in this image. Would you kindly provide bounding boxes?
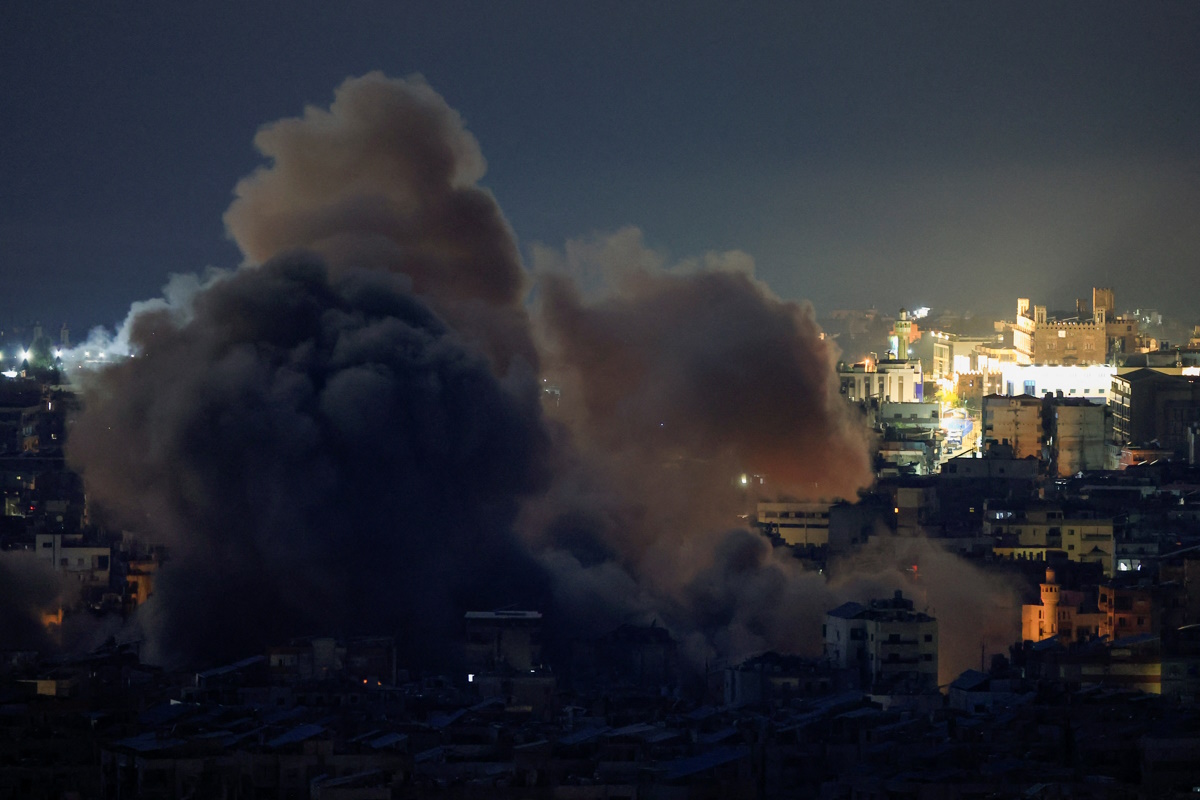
[982,394,1043,460]
[988,504,1114,576]
[1047,397,1108,477]
[840,358,923,403]
[1013,296,1108,366]
[992,364,1115,402]
[1020,568,1104,643]
[1109,368,1200,462]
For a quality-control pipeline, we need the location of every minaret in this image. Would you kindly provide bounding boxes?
[1039,568,1060,639]
[892,308,913,359]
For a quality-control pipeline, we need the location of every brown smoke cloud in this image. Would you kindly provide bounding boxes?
[536,229,873,501]
[224,71,536,373]
[519,230,876,663]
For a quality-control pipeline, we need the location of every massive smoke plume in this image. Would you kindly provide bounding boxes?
[68,258,550,666]
[63,72,1018,671]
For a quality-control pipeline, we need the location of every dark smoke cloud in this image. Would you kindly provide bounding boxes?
[0,552,66,652]
[224,71,536,373]
[68,257,550,667]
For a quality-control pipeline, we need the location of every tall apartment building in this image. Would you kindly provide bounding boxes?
[982,394,1044,460]
[1047,397,1108,477]
[989,504,1115,576]
[1110,368,1200,459]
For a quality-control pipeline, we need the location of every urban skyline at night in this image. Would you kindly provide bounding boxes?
[3,5,1200,797]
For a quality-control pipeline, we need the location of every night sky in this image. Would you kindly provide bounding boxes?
[3,2,1199,336]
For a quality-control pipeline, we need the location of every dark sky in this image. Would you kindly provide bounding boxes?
[3,1,1199,337]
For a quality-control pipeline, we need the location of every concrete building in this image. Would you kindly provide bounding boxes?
[1109,368,1200,461]
[840,358,923,403]
[756,501,831,547]
[823,591,938,692]
[988,504,1114,576]
[982,394,1044,460]
[34,532,110,586]
[877,402,940,436]
[993,363,1115,403]
[1099,584,1157,642]
[1046,397,1108,477]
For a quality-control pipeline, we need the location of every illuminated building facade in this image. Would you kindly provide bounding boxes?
[1021,568,1104,643]
[840,358,923,403]
[989,504,1114,576]
[1013,297,1108,366]
[982,394,1043,460]
[1047,398,1108,477]
[1109,368,1200,461]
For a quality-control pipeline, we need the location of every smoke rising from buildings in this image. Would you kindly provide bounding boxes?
[68,257,551,666]
[64,72,1019,671]
[522,229,878,663]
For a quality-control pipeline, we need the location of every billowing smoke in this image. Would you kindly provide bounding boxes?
[536,229,872,499]
[520,229,875,664]
[68,257,550,667]
[64,72,1013,675]
[224,71,536,374]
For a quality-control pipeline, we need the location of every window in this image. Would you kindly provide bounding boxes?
[922,654,933,661]
[924,634,932,642]
[41,541,53,549]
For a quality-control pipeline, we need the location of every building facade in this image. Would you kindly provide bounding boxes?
[1013,297,1108,366]
[982,394,1044,460]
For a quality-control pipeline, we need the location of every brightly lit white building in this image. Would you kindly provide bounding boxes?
[992,364,1116,404]
[840,359,924,403]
